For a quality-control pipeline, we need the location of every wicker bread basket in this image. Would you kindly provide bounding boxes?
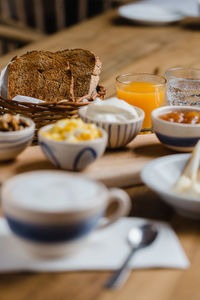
[0,85,105,143]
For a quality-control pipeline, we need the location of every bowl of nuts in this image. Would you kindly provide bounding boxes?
[0,113,35,161]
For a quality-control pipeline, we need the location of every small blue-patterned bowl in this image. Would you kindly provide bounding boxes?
[38,124,107,171]
[0,116,35,161]
[152,106,200,152]
[78,106,144,149]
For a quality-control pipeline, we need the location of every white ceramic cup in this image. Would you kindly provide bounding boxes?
[2,171,131,257]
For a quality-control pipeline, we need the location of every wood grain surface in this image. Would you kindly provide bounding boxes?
[0,8,200,300]
[0,134,173,188]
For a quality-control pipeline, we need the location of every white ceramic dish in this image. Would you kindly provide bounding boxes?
[78,106,144,149]
[38,124,107,171]
[2,171,131,257]
[118,3,183,25]
[141,153,200,219]
[0,116,35,161]
[152,106,200,152]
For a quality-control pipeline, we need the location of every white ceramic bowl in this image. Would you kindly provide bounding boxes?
[38,124,107,171]
[0,116,35,161]
[2,170,131,257]
[152,106,200,152]
[141,153,200,219]
[78,106,144,149]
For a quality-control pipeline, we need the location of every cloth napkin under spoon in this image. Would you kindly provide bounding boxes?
[105,223,158,289]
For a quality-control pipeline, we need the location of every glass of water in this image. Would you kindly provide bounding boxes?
[165,67,200,106]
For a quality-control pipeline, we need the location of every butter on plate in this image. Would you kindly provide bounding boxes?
[173,141,200,197]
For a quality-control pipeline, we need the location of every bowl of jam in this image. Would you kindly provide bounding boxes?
[151,106,200,152]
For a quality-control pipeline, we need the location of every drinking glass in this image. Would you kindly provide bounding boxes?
[116,73,166,130]
[165,67,200,106]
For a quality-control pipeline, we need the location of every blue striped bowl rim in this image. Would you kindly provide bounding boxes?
[0,134,34,149]
[155,132,200,148]
[80,115,143,148]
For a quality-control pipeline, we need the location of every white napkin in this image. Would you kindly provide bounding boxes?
[0,217,189,272]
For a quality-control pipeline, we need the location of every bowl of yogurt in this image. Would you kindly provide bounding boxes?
[2,171,131,257]
[78,98,145,149]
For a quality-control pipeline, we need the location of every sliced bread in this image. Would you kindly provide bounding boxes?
[7,49,102,102]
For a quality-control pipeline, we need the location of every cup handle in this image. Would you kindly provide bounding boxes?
[97,188,131,229]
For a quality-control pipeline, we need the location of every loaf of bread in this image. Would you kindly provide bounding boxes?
[7,49,102,102]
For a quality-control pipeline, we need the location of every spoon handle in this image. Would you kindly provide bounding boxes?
[104,248,137,289]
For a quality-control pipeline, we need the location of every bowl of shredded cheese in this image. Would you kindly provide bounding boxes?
[38,118,107,171]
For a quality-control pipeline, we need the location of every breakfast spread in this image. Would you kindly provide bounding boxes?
[85,98,139,122]
[41,118,102,142]
[7,49,102,102]
[159,110,200,124]
[173,141,200,197]
[0,113,30,131]
[1,44,199,250]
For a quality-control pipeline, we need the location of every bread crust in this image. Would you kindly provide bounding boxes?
[7,49,102,102]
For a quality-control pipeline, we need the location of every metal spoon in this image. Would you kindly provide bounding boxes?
[104,223,158,289]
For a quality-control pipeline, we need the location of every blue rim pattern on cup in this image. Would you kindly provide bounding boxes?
[6,210,104,243]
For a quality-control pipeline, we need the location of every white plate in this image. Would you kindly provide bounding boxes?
[141,154,200,219]
[118,3,184,25]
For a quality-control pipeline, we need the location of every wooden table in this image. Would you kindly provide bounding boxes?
[1,8,200,300]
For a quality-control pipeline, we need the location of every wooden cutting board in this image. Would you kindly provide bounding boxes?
[0,134,173,188]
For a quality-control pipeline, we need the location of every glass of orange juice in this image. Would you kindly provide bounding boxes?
[116,73,166,130]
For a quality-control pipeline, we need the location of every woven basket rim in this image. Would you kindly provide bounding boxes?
[1,85,106,108]
[0,85,106,144]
